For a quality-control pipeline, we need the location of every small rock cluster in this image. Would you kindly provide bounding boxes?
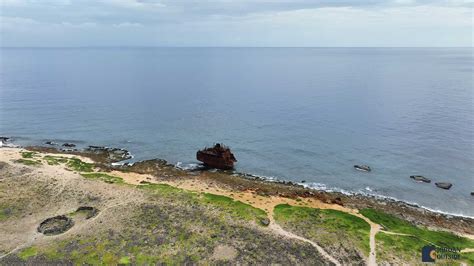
[410,175,453,190]
[85,146,132,163]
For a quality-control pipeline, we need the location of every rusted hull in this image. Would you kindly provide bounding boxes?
[196,151,235,169]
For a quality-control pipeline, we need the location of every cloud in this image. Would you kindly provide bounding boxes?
[112,22,143,27]
[0,0,472,47]
[103,0,165,9]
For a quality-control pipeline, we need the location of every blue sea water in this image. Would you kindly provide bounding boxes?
[0,47,473,216]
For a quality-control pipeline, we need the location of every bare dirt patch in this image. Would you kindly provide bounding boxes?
[211,245,238,261]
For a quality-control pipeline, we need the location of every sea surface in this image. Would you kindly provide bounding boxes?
[1,47,473,216]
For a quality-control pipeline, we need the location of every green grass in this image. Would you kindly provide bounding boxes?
[66,158,94,172]
[18,246,37,261]
[81,173,124,184]
[20,151,38,158]
[138,182,186,194]
[119,256,131,264]
[274,204,371,256]
[202,193,268,225]
[139,183,268,226]
[0,207,8,221]
[361,208,474,264]
[43,248,65,261]
[461,252,474,265]
[360,208,474,248]
[43,155,69,165]
[15,159,42,166]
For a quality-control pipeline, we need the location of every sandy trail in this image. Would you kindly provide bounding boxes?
[268,221,341,265]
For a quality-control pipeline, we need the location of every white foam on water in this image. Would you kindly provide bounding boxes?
[175,162,203,171]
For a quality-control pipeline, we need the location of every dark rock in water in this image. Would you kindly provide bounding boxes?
[62,143,76,148]
[37,215,74,235]
[85,146,132,163]
[301,180,306,183]
[259,218,270,226]
[45,141,57,146]
[471,192,474,196]
[0,137,11,147]
[410,175,431,183]
[435,182,452,190]
[354,165,371,172]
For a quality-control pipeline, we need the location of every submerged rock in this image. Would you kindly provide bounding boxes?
[354,165,371,172]
[85,146,132,163]
[62,143,76,148]
[471,192,474,196]
[45,141,57,145]
[435,182,452,190]
[410,175,431,183]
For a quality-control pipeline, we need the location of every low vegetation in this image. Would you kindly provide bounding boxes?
[18,247,38,261]
[139,183,268,226]
[66,158,94,172]
[361,208,474,264]
[202,193,268,226]
[20,151,38,159]
[274,204,370,264]
[43,155,68,165]
[15,159,42,166]
[81,173,124,184]
[0,205,11,221]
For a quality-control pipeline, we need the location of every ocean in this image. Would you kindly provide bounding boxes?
[0,47,472,216]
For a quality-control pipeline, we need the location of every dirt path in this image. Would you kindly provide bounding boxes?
[268,220,341,265]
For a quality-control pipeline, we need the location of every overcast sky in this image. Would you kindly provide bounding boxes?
[1,0,472,47]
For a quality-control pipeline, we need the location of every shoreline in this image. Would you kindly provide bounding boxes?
[3,138,472,219]
[13,144,474,236]
[235,171,474,220]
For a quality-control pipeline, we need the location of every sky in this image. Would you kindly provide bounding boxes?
[0,0,472,47]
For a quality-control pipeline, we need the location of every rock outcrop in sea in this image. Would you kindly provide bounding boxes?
[410,175,431,183]
[435,182,452,190]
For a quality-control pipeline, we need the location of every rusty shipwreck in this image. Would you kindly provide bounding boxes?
[196,143,237,170]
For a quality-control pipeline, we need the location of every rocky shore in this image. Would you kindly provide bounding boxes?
[23,144,474,235]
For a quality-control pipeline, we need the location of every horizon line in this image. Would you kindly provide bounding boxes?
[1,46,472,49]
